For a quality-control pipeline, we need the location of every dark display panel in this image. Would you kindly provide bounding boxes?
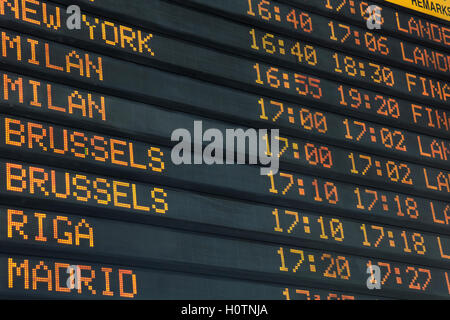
[0,0,448,299]
[50,0,450,80]
[277,0,450,51]
[1,16,450,140]
[2,113,450,204]
[2,156,450,239]
[3,252,383,299]
[1,0,449,108]
[1,68,450,172]
[0,29,449,170]
[2,206,450,299]
[3,159,450,271]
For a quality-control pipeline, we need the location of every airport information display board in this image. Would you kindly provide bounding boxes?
[0,0,449,299]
